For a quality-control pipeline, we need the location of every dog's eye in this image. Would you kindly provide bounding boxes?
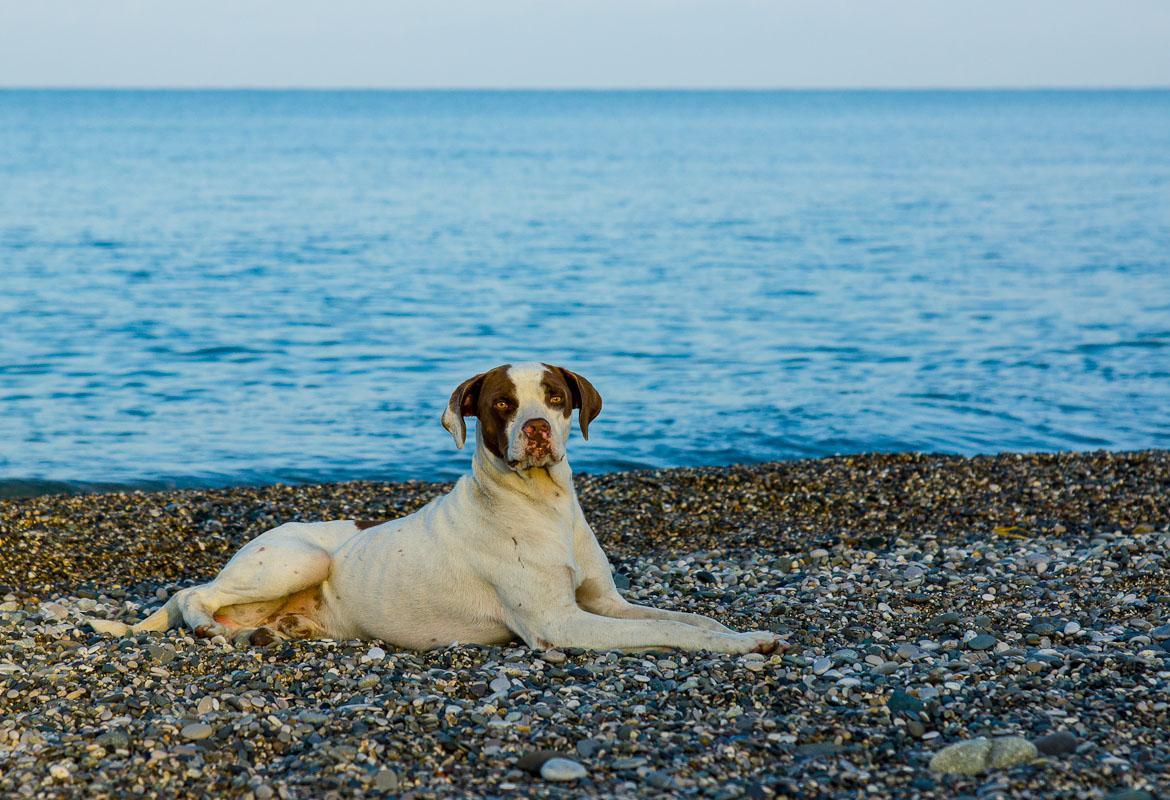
[549,395,564,404]
[494,400,509,410]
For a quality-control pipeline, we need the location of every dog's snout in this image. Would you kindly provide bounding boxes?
[523,418,551,438]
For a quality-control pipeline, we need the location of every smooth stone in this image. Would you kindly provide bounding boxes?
[255,786,274,800]
[929,736,1038,775]
[873,661,899,675]
[612,756,649,770]
[907,720,926,737]
[540,758,587,781]
[1033,731,1078,756]
[887,690,923,713]
[968,635,997,651]
[812,657,831,675]
[374,770,398,791]
[147,645,175,665]
[541,649,567,664]
[49,763,70,780]
[1105,792,1155,800]
[646,771,676,789]
[1149,624,1170,640]
[299,711,329,724]
[612,573,631,590]
[1032,622,1056,636]
[903,565,925,580]
[489,677,511,694]
[809,548,829,559]
[930,612,961,627]
[96,730,129,749]
[180,723,214,741]
[517,750,567,774]
[895,643,922,660]
[1064,621,1082,635]
[576,739,602,758]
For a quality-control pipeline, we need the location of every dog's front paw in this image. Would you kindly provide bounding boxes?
[736,631,781,655]
[194,622,231,639]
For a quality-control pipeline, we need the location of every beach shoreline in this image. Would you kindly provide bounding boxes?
[2,450,1167,798]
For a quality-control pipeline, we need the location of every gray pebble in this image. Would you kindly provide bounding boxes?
[180,723,214,741]
[968,634,997,651]
[540,758,587,781]
[1033,730,1078,756]
[374,769,398,791]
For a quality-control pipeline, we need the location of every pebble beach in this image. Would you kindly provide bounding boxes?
[2,450,1168,799]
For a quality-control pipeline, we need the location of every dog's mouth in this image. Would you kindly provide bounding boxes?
[507,439,562,470]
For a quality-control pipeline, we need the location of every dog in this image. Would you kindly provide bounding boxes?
[89,363,779,654]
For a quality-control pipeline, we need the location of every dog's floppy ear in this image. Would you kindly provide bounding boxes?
[441,372,486,449]
[547,365,603,440]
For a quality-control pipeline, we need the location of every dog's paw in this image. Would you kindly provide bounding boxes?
[194,622,231,639]
[739,631,781,655]
[86,618,130,636]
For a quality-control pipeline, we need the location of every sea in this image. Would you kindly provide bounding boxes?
[2,90,1168,497]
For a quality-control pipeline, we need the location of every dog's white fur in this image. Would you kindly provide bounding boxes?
[89,363,778,654]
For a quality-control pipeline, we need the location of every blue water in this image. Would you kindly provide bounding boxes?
[2,90,1169,495]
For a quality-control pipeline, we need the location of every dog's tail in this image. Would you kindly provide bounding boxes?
[86,595,183,637]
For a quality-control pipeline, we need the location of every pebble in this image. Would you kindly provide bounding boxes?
[180,723,213,741]
[48,763,70,780]
[374,770,398,791]
[812,656,831,675]
[1064,621,1082,635]
[887,689,923,713]
[929,736,1038,775]
[254,785,274,800]
[967,634,997,651]
[489,677,511,694]
[540,758,587,781]
[1033,730,1078,756]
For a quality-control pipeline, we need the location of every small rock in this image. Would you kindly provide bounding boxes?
[489,677,511,694]
[646,771,676,789]
[299,711,329,725]
[576,739,601,758]
[254,785,274,800]
[968,634,997,651]
[196,696,216,715]
[1148,624,1170,641]
[374,770,398,791]
[541,649,567,664]
[929,736,1037,775]
[96,730,129,749]
[1105,792,1156,800]
[1033,731,1078,756]
[540,758,587,781]
[147,645,175,665]
[1064,621,1081,635]
[613,573,631,590]
[517,750,568,775]
[812,656,831,675]
[907,720,926,737]
[809,548,829,559]
[41,602,69,620]
[181,723,214,741]
[48,762,71,780]
[887,690,923,713]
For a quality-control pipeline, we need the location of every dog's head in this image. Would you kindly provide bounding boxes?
[442,362,602,471]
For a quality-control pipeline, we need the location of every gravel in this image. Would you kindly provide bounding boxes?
[1,450,1169,798]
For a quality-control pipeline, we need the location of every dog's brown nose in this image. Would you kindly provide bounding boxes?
[523,418,551,438]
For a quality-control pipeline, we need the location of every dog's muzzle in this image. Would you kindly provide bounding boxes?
[508,418,560,468]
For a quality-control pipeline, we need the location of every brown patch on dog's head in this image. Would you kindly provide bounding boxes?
[541,363,602,440]
[441,364,516,456]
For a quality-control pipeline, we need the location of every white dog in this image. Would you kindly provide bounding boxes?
[90,363,779,654]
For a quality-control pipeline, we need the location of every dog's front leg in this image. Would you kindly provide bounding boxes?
[517,606,778,654]
[576,588,736,634]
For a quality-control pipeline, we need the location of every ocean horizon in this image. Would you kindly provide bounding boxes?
[2,89,1169,497]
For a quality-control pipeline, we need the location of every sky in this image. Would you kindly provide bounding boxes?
[2,1,1169,89]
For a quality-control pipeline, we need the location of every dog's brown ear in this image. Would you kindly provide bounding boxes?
[441,372,486,449]
[548,365,602,440]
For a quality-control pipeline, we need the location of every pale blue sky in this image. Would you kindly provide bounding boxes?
[2,0,1169,89]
